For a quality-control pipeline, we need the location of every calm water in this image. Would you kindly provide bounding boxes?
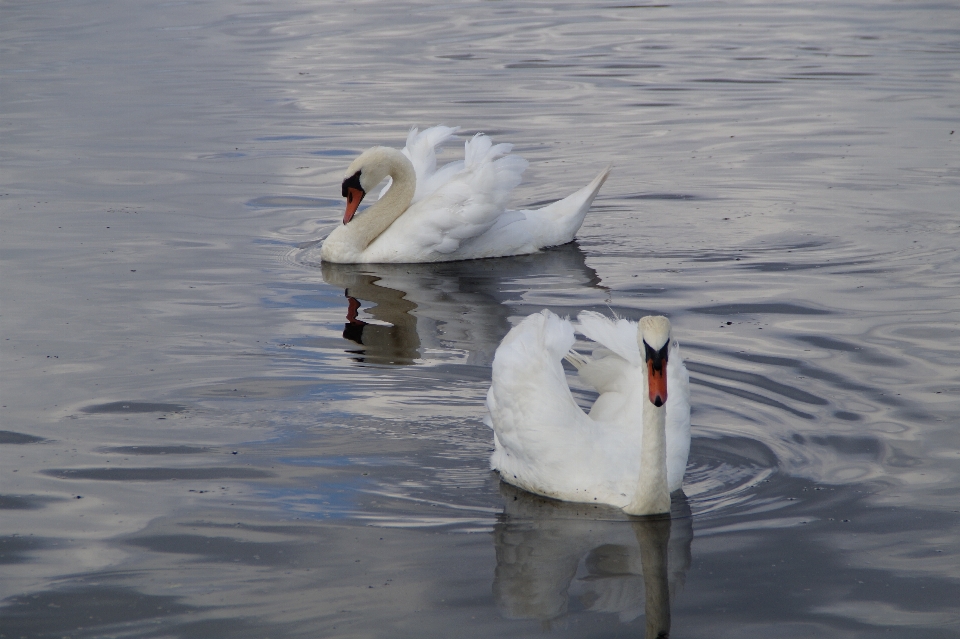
[2,0,959,636]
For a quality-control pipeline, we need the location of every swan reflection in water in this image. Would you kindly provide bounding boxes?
[494,483,692,636]
[319,243,605,366]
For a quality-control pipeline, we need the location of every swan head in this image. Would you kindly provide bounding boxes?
[340,147,408,224]
[639,316,671,408]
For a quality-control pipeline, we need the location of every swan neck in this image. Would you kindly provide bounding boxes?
[625,368,671,516]
[351,153,416,251]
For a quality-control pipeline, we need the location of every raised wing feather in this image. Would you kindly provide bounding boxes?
[576,311,641,367]
[378,125,462,203]
[383,134,528,256]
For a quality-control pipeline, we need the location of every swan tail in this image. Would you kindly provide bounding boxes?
[524,165,611,248]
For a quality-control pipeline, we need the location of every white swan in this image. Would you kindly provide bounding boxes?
[486,310,691,516]
[319,126,610,263]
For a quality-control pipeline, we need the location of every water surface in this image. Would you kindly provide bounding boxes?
[2,0,959,636]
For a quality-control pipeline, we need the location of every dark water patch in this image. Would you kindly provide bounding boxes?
[81,401,186,414]
[692,78,781,84]
[616,285,673,296]
[126,534,302,567]
[0,585,194,636]
[608,4,672,9]
[505,61,577,69]
[691,506,960,633]
[796,335,898,366]
[792,433,882,459]
[97,445,214,455]
[0,430,46,444]
[740,259,870,272]
[833,410,862,421]
[524,197,564,208]
[246,195,340,208]
[885,445,923,468]
[686,361,828,406]
[0,535,54,564]
[602,63,662,69]
[791,71,875,77]
[722,350,806,369]
[452,99,528,104]
[0,495,59,510]
[628,102,679,107]
[42,467,273,481]
[189,378,319,399]
[690,302,831,316]
[690,377,816,419]
[682,246,832,264]
[623,192,705,200]
[254,134,318,141]
[692,435,779,470]
[797,335,864,353]
[722,349,905,408]
[307,149,356,156]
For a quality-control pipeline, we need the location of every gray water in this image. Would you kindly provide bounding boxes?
[2,0,959,636]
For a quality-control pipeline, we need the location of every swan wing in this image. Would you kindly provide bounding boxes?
[375,134,528,258]
[487,310,635,505]
[665,341,691,492]
[576,311,642,367]
[567,350,633,395]
[378,125,462,203]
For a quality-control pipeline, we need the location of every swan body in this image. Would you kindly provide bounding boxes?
[486,310,691,516]
[319,126,610,264]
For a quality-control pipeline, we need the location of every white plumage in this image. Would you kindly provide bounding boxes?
[318,126,609,264]
[486,310,691,514]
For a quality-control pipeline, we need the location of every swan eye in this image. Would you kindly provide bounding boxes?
[341,170,363,197]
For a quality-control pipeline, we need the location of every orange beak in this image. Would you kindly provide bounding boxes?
[343,187,365,224]
[647,360,668,407]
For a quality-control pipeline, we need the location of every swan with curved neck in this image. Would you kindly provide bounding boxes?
[334,147,416,257]
[317,126,609,264]
[487,310,691,516]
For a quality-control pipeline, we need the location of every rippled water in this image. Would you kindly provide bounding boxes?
[2,0,959,636]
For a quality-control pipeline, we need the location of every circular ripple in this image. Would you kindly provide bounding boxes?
[683,435,779,518]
